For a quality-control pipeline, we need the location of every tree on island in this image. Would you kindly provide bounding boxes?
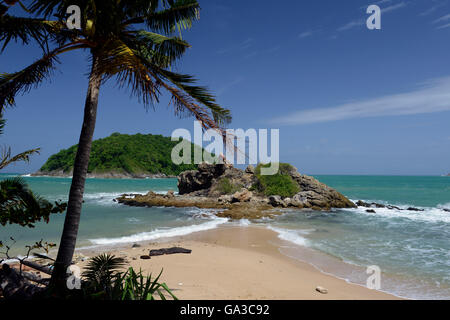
[0,0,231,292]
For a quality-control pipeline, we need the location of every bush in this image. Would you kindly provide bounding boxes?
[217,177,242,194]
[253,163,300,197]
[81,254,177,300]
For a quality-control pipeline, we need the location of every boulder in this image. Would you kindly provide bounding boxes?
[269,195,287,207]
[245,165,255,174]
[164,190,175,199]
[232,189,253,203]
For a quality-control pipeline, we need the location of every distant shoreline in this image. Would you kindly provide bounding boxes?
[30,171,177,179]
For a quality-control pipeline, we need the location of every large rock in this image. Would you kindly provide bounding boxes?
[175,163,355,210]
[232,189,253,203]
[285,167,356,209]
[177,163,227,194]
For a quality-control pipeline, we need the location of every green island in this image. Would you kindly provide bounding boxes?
[35,133,202,178]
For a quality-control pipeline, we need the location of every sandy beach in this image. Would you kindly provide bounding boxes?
[77,226,400,300]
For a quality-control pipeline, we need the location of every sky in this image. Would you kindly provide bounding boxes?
[1,0,450,175]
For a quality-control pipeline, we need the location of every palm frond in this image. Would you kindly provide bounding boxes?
[158,69,232,125]
[0,41,89,111]
[82,254,125,293]
[0,52,59,110]
[124,0,200,35]
[0,147,40,170]
[0,14,66,52]
[126,30,191,67]
[0,177,66,227]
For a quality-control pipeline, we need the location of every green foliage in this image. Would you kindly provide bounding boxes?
[253,163,300,198]
[40,132,204,176]
[82,254,177,300]
[0,116,66,228]
[217,177,242,195]
[0,177,66,227]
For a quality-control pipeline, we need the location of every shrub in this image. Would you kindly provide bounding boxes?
[217,177,242,194]
[253,163,300,197]
[81,254,177,300]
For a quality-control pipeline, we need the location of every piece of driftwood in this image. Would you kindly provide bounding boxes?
[149,247,192,257]
[20,260,53,275]
[0,264,43,299]
[33,253,55,261]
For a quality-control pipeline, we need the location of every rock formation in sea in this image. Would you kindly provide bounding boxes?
[116,163,356,219]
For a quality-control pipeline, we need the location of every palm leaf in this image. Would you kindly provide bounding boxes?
[0,147,40,170]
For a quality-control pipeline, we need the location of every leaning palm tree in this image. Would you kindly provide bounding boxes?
[0,0,231,290]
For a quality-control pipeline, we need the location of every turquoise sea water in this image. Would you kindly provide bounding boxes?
[0,174,449,299]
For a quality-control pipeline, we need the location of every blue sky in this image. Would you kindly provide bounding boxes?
[1,0,450,175]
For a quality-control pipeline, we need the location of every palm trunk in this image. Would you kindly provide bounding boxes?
[49,56,102,290]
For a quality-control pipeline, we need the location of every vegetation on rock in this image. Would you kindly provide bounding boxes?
[39,133,204,176]
[217,177,242,195]
[252,163,300,197]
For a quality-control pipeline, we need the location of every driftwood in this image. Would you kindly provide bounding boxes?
[149,247,192,257]
[20,260,53,275]
[0,264,44,299]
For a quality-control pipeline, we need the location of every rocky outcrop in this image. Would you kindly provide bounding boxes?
[117,163,356,219]
[355,200,425,212]
[178,163,355,209]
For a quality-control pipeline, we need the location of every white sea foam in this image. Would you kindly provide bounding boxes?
[89,218,228,245]
[438,202,450,210]
[238,219,252,226]
[267,226,310,247]
[347,202,450,224]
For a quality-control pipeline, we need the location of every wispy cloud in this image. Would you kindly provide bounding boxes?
[217,38,254,55]
[338,1,406,32]
[436,22,450,29]
[420,1,447,16]
[298,31,313,39]
[382,2,406,13]
[433,13,450,23]
[217,76,245,96]
[271,77,450,125]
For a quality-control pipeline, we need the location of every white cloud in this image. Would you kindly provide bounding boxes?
[436,22,450,29]
[381,2,406,13]
[271,77,450,125]
[420,2,447,16]
[298,31,313,39]
[433,13,450,23]
[338,19,364,32]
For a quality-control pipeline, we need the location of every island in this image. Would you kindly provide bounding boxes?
[116,162,357,219]
[32,133,203,178]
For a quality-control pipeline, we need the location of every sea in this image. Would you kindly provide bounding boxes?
[0,174,449,299]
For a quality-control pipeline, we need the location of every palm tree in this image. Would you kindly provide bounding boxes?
[0,0,231,290]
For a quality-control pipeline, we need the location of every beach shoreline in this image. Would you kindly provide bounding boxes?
[76,225,402,300]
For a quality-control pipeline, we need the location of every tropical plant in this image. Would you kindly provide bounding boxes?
[81,254,177,300]
[0,116,66,227]
[0,0,231,290]
[0,117,40,170]
[0,177,66,227]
